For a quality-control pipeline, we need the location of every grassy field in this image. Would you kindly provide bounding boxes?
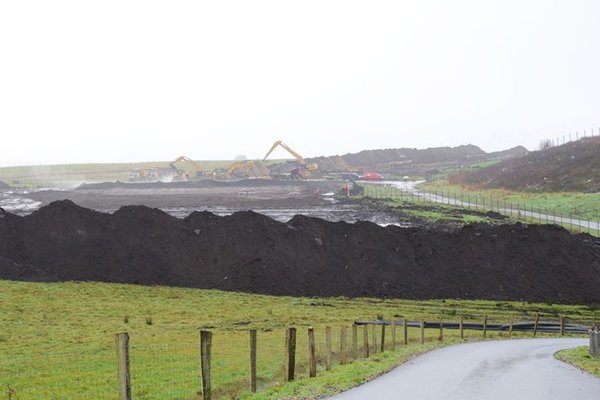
[420,179,600,223]
[361,182,600,236]
[0,159,288,187]
[555,346,600,379]
[362,185,504,225]
[1,280,598,400]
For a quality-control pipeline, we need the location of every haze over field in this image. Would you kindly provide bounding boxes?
[1,0,599,167]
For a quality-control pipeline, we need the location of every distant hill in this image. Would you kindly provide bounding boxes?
[308,145,527,174]
[449,137,600,192]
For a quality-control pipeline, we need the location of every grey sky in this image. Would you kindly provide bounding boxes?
[1,0,599,167]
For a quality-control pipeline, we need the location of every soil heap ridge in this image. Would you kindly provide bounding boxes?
[307,145,527,173]
[1,200,599,304]
[450,137,600,192]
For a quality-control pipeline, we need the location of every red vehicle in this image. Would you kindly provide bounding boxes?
[362,172,385,181]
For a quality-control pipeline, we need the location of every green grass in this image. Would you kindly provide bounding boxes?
[360,181,600,235]
[555,346,600,379]
[1,280,599,399]
[0,159,289,187]
[421,179,600,223]
[361,185,497,225]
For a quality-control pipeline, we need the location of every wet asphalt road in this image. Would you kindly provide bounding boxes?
[329,339,600,400]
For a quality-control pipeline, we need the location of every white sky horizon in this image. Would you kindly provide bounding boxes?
[1,0,599,167]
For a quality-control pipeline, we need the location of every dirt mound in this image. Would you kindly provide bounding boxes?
[309,145,488,172]
[1,201,599,303]
[450,137,600,192]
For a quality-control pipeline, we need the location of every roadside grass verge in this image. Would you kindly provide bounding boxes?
[361,185,501,225]
[420,179,600,223]
[555,346,600,379]
[1,280,598,399]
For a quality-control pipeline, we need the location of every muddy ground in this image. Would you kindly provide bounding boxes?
[4,179,410,225]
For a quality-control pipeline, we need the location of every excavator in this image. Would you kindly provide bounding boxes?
[263,140,318,179]
[169,156,205,180]
[226,160,270,179]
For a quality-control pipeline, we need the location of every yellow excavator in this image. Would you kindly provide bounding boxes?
[169,156,205,180]
[226,160,270,179]
[263,140,318,179]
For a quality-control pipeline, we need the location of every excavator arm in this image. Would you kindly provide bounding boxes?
[263,140,306,164]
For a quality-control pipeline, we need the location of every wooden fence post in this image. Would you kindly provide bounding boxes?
[380,323,386,352]
[590,330,599,357]
[420,321,425,344]
[340,326,348,365]
[459,316,464,339]
[285,327,296,382]
[352,323,358,359]
[115,332,132,400]
[325,326,332,371]
[200,330,212,400]
[483,316,487,338]
[392,320,397,350]
[371,324,378,354]
[403,319,408,345]
[560,317,565,336]
[363,325,369,357]
[249,330,257,392]
[308,327,317,378]
[438,321,444,341]
[533,313,540,337]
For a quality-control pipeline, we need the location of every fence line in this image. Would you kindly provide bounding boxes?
[362,184,600,236]
[4,316,596,400]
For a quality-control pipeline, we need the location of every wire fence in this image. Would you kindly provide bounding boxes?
[543,126,600,148]
[362,184,600,236]
[3,315,597,400]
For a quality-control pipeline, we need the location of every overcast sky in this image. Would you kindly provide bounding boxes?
[1,0,599,166]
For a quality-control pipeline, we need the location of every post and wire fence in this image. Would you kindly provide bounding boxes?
[361,183,600,237]
[3,315,596,400]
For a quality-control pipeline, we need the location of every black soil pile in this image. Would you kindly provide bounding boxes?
[450,137,600,192]
[1,201,599,304]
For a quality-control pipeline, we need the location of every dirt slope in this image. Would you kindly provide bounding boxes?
[308,145,527,173]
[1,201,599,304]
[449,137,600,192]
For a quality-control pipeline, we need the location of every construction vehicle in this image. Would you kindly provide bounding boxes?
[361,172,385,181]
[263,140,318,179]
[226,160,270,179]
[169,156,205,181]
[338,180,364,196]
[128,167,182,183]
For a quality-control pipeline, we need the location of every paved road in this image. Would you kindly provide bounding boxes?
[329,339,600,400]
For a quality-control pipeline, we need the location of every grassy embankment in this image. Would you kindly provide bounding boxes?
[361,185,501,225]
[421,179,600,223]
[555,346,600,379]
[1,280,598,400]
